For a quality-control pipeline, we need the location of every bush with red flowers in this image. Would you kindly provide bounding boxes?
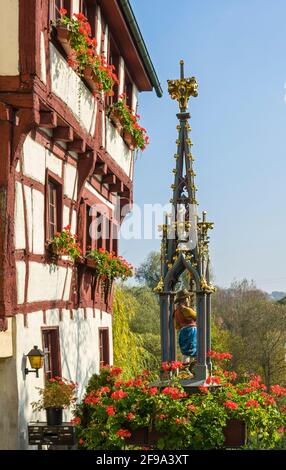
[109,94,149,151]
[56,10,119,95]
[47,225,82,261]
[86,248,133,280]
[72,354,286,450]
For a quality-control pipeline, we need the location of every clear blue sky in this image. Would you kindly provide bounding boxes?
[120,0,286,293]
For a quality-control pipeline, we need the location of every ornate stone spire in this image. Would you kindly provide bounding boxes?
[156,61,215,387]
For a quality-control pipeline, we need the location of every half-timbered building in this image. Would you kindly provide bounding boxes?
[0,0,161,449]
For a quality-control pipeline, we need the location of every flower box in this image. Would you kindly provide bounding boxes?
[55,25,72,56]
[83,66,102,95]
[123,131,136,150]
[86,258,97,269]
[109,108,123,133]
[223,419,247,448]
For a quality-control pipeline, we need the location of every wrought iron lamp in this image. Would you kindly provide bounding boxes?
[24,345,44,378]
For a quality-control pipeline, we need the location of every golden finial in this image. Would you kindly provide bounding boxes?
[168,60,198,111]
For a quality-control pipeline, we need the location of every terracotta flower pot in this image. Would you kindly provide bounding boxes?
[223,419,247,448]
[46,408,63,426]
[86,258,96,269]
[83,66,102,95]
[56,25,72,56]
[109,109,123,133]
[123,131,136,150]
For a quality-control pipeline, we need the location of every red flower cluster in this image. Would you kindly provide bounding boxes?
[205,375,221,385]
[84,391,101,406]
[58,11,118,95]
[245,399,259,408]
[161,361,183,371]
[87,248,134,280]
[106,405,116,416]
[111,390,128,400]
[270,385,286,397]
[162,387,187,399]
[207,351,233,361]
[224,400,238,410]
[116,429,131,439]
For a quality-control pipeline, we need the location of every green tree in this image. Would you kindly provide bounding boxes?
[212,280,286,388]
[112,286,147,378]
[135,251,161,289]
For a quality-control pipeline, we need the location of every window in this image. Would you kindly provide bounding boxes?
[49,0,72,22]
[46,174,62,240]
[42,327,62,381]
[124,69,133,110]
[99,328,110,368]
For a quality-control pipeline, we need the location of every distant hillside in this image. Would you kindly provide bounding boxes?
[271,291,286,301]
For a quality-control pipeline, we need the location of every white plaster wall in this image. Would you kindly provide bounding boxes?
[46,149,62,178]
[32,190,45,254]
[72,0,80,14]
[96,7,102,55]
[63,205,70,229]
[71,209,77,235]
[105,118,133,178]
[118,57,125,96]
[50,44,97,135]
[64,162,78,200]
[27,263,72,303]
[23,136,46,185]
[14,308,112,449]
[0,0,19,75]
[16,261,26,305]
[85,182,115,211]
[40,32,46,84]
[24,186,33,252]
[14,182,26,250]
[132,83,138,113]
[103,24,108,57]
[0,318,13,358]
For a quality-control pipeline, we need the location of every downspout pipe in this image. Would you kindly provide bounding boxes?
[118,0,163,98]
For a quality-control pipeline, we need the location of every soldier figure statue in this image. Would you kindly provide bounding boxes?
[173,290,197,365]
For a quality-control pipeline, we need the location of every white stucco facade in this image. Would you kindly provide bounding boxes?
[0,310,112,449]
[50,44,97,135]
[105,118,133,178]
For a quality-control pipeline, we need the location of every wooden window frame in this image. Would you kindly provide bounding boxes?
[45,170,63,242]
[42,326,62,382]
[49,0,72,22]
[99,328,110,368]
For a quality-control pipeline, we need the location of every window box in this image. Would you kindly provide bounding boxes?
[83,66,103,95]
[108,108,123,133]
[123,131,136,150]
[55,24,71,55]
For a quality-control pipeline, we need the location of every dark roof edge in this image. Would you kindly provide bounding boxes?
[117,0,163,97]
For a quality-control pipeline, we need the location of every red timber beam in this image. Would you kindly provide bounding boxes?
[0,103,17,330]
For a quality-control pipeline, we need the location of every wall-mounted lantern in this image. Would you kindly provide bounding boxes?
[24,346,44,378]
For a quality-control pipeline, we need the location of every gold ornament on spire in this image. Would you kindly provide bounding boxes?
[168,60,198,111]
